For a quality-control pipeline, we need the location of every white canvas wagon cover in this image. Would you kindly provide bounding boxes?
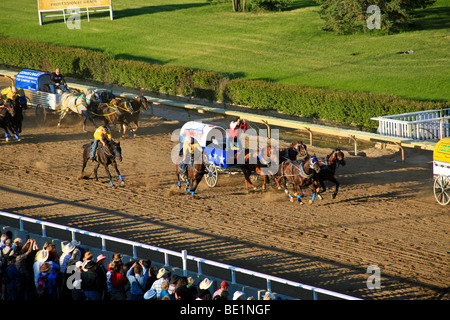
[180,121,226,147]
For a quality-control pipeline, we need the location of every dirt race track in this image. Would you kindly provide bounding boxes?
[0,88,449,300]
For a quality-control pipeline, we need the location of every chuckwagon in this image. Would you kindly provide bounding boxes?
[433,138,450,205]
[14,69,63,125]
[14,69,101,131]
[179,121,242,188]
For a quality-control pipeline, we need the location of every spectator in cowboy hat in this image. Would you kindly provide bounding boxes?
[96,254,108,299]
[213,280,230,300]
[197,277,213,300]
[81,260,103,300]
[233,290,245,300]
[150,267,171,299]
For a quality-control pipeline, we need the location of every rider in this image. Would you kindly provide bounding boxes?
[1,86,20,102]
[49,68,71,94]
[179,136,203,179]
[90,125,112,161]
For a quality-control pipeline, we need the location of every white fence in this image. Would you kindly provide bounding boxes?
[0,211,361,300]
[371,109,450,140]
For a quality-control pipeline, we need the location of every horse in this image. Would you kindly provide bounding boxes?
[95,95,149,137]
[276,154,321,205]
[0,101,20,142]
[279,141,308,162]
[238,145,280,191]
[122,95,150,133]
[58,92,98,132]
[314,149,346,200]
[80,139,124,187]
[175,153,206,196]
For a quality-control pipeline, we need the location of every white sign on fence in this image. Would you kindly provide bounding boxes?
[37,0,113,25]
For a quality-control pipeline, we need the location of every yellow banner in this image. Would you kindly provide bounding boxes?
[38,0,111,11]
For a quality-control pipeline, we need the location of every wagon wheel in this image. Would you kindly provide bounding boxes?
[204,164,218,187]
[434,174,450,206]
[35,104,46,125]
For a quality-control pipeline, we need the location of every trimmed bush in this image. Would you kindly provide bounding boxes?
[1,36,447,130]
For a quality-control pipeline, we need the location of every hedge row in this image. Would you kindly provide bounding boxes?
[1,37,447,130]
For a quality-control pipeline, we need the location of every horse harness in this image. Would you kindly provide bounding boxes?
[280,157,316,179]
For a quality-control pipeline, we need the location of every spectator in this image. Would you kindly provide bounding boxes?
[151,267,171,299]
[126,260,149,300]
[175,277,195,301]
[213,281,230,300]
[159,279,171,300]
[81,260,102,300]
[187,276,198,298]
[3,255,21,300]
[14,239,34,299]
[142,259,156,291]
[197,277,213,300]
[35,262,57,300]
[233,290,245,300]
[49,68,71,94]
[108,261,128,300]
[96,254,108,300]
[71,261,84,300]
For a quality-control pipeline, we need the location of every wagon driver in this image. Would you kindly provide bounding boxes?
[179,136,203,179]
[50,68,71,94]
[90,125,113,161]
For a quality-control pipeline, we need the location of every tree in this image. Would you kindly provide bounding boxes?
[315,0,436,34]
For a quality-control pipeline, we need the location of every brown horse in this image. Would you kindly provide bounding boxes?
[276,154,321,205]
[80,139,124,187]
[314,149,346,200]
[176,154,206,196]
[95,95,150,136]
[279,141,308,162]
[0,101,18,142]
[239,145,280,191]
[122,95,150,133]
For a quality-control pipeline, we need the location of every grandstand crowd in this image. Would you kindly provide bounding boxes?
[0,229,277,301]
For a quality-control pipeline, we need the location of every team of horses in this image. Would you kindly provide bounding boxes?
[175,138,346,203]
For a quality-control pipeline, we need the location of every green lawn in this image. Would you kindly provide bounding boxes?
[1,0,449,101]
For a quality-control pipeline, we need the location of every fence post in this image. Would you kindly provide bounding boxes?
[102,237,106,252]
[266,278,271,292]
[197,261,203,276]
[182,250,188,276]
[164,252,169,266]
[42,224,47,238]
[19,218,24,231]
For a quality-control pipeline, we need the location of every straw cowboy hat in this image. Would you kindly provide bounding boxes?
[61,242,76,254]
[199,278,213,290]
[157,267,170,279]
[36,250,49,263]
[83,251,93,261]
[70,240,81,247]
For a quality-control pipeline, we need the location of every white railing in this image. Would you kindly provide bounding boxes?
[0,211,362,300]
[371,109,450,140]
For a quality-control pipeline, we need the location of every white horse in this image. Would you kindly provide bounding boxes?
[58,91,99,132]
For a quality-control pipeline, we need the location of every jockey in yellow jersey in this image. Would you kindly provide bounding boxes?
[179,136,203,179]
[1,86,20,101]
[90,125,112,160]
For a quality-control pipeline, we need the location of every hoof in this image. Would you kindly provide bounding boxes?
[332,193,337,199]
[309,200,313,204]
[290,197,294,202]
[299,201,304,205]
[317,194,323,200]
